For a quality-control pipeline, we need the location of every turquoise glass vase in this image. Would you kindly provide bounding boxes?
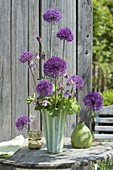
[42,110,67,153]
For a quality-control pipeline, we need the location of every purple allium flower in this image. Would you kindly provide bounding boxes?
[44,56,67,78]
[36,36,42,42]
[43,9,62,23]
[67,75,84,90]
[36,80,53,97]
[19,52,33,63]
[56,27,74,42]
[83,92,104,111]
[15,116,30,131]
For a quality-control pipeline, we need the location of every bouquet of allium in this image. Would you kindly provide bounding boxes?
[19,9,84,118]
[17,9,104,153]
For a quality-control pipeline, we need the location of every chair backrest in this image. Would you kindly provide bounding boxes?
[94,105,113,140]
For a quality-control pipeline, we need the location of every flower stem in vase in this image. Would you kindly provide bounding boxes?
[54,77,57,108]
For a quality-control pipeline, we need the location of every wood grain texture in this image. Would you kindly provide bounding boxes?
[94,134,113,139]
[0,138,113,169]
[0,0,12,141]
[95,105,113,115]
[95,126,113,131]
[28,0,40,131]
[41,0,77,137]
[94,105,113,140]
[94,117,113,123]
[0,164,16,170]
[77,0,92,126]
[11,0,29,138]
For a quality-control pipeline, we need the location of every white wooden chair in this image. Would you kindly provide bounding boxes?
[94,105,113,170]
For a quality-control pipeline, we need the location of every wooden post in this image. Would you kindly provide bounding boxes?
[76,0,92,127]
[0,0,12,141]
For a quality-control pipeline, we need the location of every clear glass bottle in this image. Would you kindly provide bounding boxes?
[28,131,42,149]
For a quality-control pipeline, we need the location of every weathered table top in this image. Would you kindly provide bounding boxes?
[0,138,113,169]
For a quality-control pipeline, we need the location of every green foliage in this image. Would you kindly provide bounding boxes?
[93,0,113,89]
[91,157,113,170]
[34,94,80,117]
[101,89,113,106]
[27,94,35,104]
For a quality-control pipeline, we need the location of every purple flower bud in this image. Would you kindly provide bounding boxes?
[36,36,42,42]
[34,53,39,59]
[42,53,45,60]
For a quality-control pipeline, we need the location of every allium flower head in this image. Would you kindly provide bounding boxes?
[67,75,84,90]
[83,92,104,111]
[43,9,62,23]
[36,80,53,97]
[19,52,33,63]
[57,27,74,42]
[44,56,67,78]
[15,116,30,131]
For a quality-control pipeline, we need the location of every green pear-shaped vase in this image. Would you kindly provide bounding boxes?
[71,122,93,148]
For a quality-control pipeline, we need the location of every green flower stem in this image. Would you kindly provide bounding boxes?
[30,68,36,86]
[34,61,39,70]
[40,42,45,54]
[62,39,65,59]
[81,108,91,123]
[54,78,57,108]
[61,40,66,85]
[50,22,53,57]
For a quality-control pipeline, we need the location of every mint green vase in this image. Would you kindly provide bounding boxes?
[71,122,93,148]
[42,110,67,153]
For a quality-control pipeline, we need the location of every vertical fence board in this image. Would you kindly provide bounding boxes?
[11,0,29,137]
[0,0,11,141]
[77,0,92,127]
[41,0,77,136]
[28,0,40,131]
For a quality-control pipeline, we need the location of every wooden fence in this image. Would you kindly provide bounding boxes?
[0,0,92,142]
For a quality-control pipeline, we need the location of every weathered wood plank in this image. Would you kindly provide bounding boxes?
[11,0,29,138]
[0,163,16,170]
[0,139,113,169]
[77,0,92,127]
[94,117,113,123]
[94,134,113,139]
[41,0,77,136]
[0,0,12,141]
[95,126,113,131]
[28,0,40,131]
[95,105,113,115]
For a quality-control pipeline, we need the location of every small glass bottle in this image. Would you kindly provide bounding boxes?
[28,131,42,149]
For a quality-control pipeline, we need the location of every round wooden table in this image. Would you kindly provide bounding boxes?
[0,138,113,170]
